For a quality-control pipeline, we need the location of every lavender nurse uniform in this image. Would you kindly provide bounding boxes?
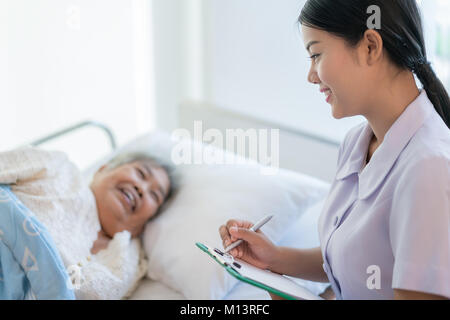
[318,90,450,299]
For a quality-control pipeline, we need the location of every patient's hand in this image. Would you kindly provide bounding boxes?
[90,230,112,254]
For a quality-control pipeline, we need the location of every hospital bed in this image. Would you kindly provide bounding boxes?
[25,120,331,300]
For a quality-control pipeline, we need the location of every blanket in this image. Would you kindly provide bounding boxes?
[0,147,147,299]
[0,185,75,299]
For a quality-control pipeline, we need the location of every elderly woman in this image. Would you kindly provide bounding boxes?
[0,147,173,299]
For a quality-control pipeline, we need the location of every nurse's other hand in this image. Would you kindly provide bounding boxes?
[218,219,278,270]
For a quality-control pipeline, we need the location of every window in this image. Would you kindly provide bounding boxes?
[419,0,450,92]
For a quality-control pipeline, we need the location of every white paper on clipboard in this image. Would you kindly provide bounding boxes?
[201,243,322,300]
[232,258,323,300]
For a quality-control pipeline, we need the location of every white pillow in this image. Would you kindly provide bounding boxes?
[83,130,329,299]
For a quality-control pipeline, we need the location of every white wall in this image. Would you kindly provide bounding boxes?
[203,0,365,144]
[6,1,444,180]
[0,0,12,142]
[150,0,182,132]
[2,0,155,169]
[170,0,449,181]
[149,0,342,181]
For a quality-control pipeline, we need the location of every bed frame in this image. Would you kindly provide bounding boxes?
[28,120,117,152]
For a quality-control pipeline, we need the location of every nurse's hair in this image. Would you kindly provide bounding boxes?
[299,0,450,129]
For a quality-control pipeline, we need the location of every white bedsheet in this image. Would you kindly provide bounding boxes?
[128,198,330,300]
[129,278,185,300]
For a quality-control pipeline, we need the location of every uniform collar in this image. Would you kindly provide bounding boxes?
[336,90,434,200]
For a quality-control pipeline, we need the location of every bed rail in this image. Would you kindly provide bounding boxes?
[28,120,117,151]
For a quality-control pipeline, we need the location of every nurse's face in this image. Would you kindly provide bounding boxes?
[301,25,373,119]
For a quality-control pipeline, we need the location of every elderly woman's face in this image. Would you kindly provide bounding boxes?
[90,160,170,238]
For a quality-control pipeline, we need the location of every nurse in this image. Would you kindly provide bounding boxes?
[219,0,450,299]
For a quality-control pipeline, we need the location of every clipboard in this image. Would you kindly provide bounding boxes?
[196,242,323,300]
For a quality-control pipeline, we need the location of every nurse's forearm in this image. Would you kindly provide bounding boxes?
[269,246,329,283]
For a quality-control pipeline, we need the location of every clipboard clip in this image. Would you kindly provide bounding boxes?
[211,247,242,270]
[197,243,242,272]
[208,247,235,267]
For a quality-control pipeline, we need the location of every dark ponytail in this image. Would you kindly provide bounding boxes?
[414,61,450,128]
[299,0,450,129]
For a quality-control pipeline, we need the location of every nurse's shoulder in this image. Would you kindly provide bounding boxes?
[398,110,450,176]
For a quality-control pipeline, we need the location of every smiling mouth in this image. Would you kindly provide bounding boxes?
[118,187,136,212]
[321,88,332,103]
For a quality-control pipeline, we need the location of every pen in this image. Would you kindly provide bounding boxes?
[224,214,274,253]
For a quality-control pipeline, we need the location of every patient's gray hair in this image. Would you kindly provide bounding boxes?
[105,151,177,214]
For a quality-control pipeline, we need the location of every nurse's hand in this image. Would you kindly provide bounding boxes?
[219,219,278,270]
